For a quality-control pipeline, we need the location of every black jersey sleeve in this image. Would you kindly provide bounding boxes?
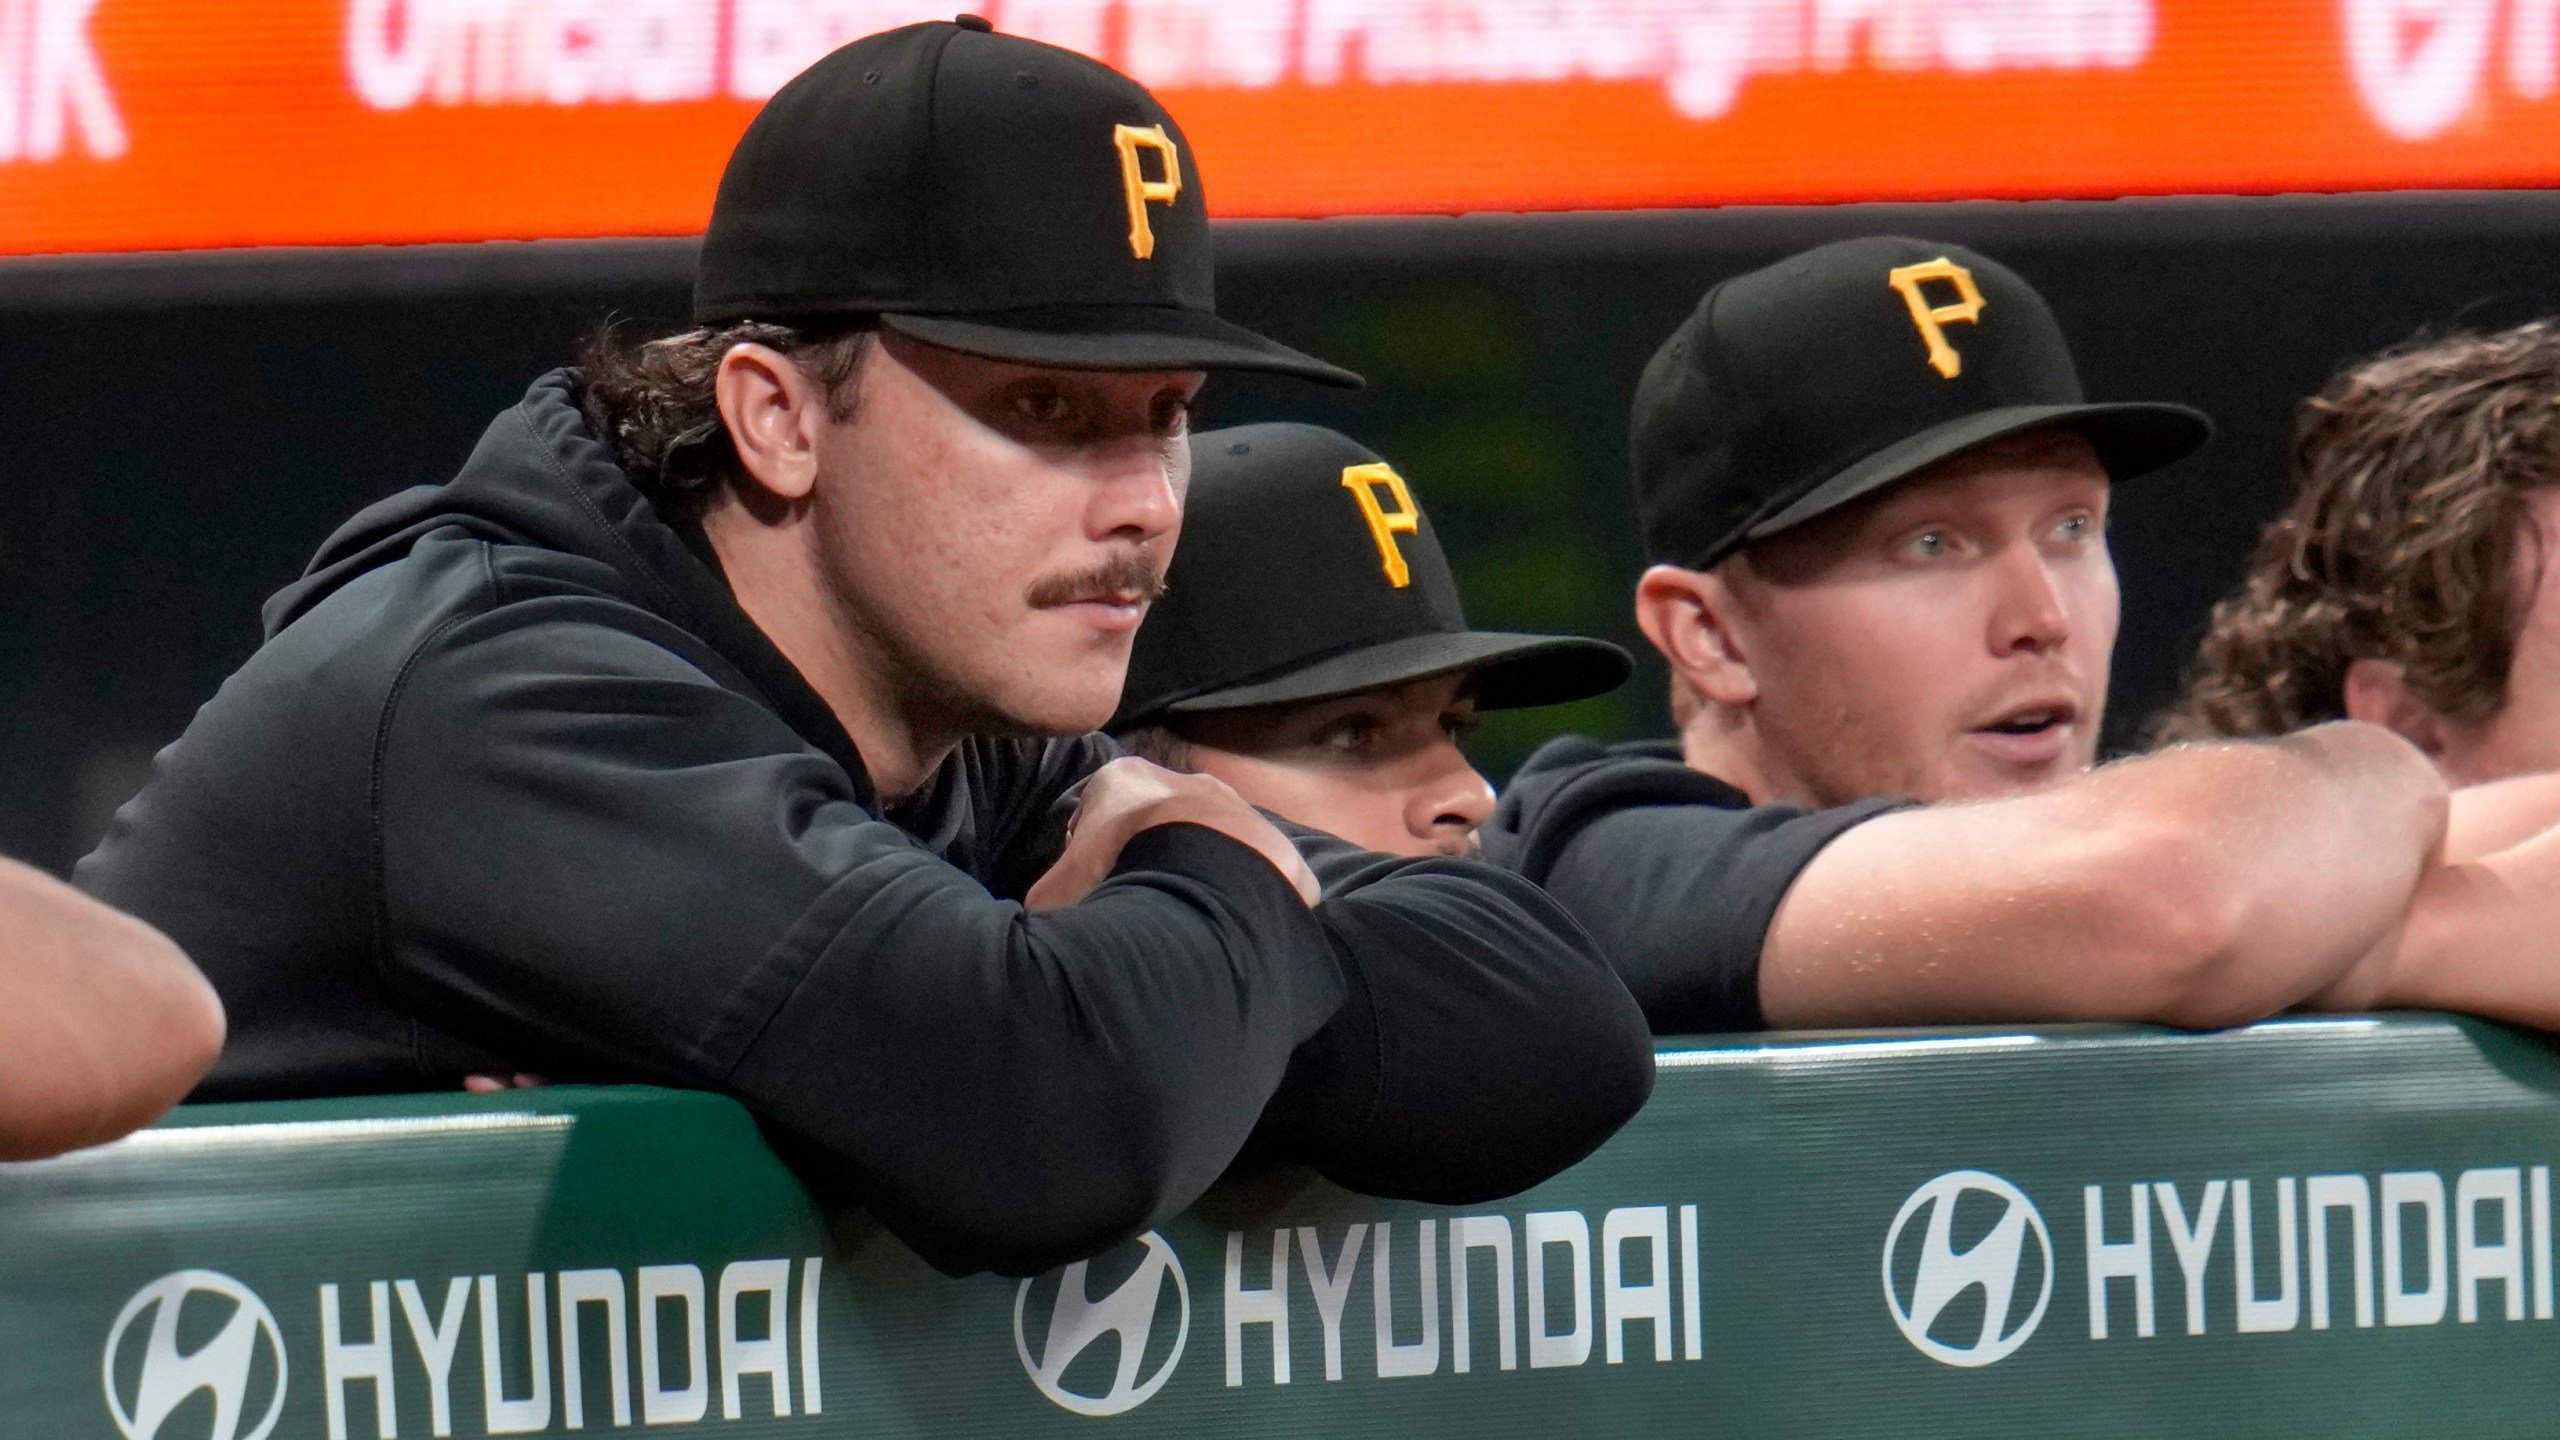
[964,750,1653,1209]
[1485,738,1900,1033]
[376,603,1347,1277]
[1258,825,1655,1205]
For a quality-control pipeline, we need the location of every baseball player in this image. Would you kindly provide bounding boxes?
[0,856,220,1158]
[2157,319,2560,1025]
[79,19,1651,1276]
[1484,236,2453,1033]
[1110,422,1630,856]
[2163,319,2560,783]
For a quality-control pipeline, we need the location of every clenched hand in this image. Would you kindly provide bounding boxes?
[1026,757,1322,911]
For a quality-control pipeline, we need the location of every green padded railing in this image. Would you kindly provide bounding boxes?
[10,1014,2560,1438]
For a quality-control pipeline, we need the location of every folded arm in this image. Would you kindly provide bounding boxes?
[0,858,224,1159]
[2441,770,2560,862]
[1760,721,2447,1029]
[1260,825,1655,1205]
[383,613,1347,1276]
[2320,793,2560,1026]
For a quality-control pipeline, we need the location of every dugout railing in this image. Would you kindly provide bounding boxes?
[10,1014,2558,1437]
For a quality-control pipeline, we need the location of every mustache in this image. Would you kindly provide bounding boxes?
[1025,546,1168,609]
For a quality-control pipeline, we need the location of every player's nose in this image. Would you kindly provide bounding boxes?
[1085,442,1183,544]
[1407,743,1497,854]
[1986,542,2071,657]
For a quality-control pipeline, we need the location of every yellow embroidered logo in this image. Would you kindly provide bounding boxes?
[1112,124,1183,261]
[1886,258,1988,380]
[1340,462,1421,588]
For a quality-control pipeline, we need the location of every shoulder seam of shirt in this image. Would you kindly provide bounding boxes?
[371,553,501,1081]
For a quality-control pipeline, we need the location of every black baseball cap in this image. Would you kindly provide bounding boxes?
[1631,235,2211,570]
[695,16,1359,388]
[1111,423,1631,730]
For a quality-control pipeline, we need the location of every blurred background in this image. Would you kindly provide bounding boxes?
[9,1,2560,872]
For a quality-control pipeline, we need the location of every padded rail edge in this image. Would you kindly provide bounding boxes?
[7,1015,2558,1438]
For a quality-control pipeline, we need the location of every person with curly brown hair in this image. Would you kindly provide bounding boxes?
[2163,319,2560,1024]
[2160,319,2560,783]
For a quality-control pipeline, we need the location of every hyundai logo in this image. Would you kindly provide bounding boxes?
[1013,1231,1190,1416]
[1881,1170,2053,1367]
[102,1270,288,1440]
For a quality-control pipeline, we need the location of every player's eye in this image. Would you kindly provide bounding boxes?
[1015,390,1076,427]
[1315,715,1379,754]
[1903,529,1953,559]
[2054,513,2094,543]
[1443,710,1482,741]
[1150,391,1192,438]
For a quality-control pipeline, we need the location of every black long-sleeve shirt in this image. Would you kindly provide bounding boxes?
[78,372,1651,1276]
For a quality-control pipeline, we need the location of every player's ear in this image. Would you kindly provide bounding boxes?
[1635,563,1758,708]
[2342,657,2449,757]
[714,342,825,503]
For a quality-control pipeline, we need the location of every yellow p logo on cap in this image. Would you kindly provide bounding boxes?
[1341,463,1421,588]
[1886,258,1988,380]
[1113,124,1182,261]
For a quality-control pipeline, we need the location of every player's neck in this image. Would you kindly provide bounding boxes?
[1680,710,1809,808]
[701,501,959,804]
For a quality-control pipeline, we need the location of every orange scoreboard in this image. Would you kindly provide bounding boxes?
[4,0,2560,255]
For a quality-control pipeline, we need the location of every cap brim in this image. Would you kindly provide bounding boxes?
[882,306,1362,388]
[1744,401,2213,544]
[1155,630,1632,718]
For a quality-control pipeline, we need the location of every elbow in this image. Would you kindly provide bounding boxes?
[0,924,223,1162]
[1282,908,1656,1206]
[894,1179,1171,1281]
[150,938,228,1105]
[112,922,226,1123]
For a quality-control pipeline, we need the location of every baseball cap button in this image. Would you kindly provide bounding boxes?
[953,13,993,30]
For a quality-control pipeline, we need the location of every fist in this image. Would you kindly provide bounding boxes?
[1026,757,1321,911]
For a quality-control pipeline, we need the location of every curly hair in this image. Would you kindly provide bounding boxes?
[2156,320,2560,744]
[575,318,874,521]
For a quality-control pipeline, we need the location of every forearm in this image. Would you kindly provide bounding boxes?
[1762,722,2443,1029]
[0,860,224,1158]
[729,825,1345,1276]
[2344,825,2560,1025]
[2445,771,2560,863]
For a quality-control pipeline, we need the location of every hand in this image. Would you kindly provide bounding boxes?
[462,1073,546,1093]
[1025,757,1321,911]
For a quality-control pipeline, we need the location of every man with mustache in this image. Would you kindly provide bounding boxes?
[1110,422,1630,858]
[1485,237,2450,1033]
[77,19,1651,1276]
